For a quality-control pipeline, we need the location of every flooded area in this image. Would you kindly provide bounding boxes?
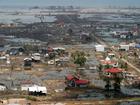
[0,14,56,23]
[0,1,140,104]
[1,6,140,24]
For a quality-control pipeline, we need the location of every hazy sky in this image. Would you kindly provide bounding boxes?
[0,0,140,8]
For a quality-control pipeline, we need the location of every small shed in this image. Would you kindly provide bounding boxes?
[0,83,6,91]
[24,58,32,70]
[119,44,129,51]
[31,53,41,62]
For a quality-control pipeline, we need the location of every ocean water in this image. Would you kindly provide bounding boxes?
[0,0,140,8]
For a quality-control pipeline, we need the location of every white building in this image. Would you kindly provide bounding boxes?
[21,84,33,91]
[95,44,105,52]
[119,44,129,51]
[0,84,6,91]
[28,85,47,95]
[53,47,65,51]
[31,53,41,61]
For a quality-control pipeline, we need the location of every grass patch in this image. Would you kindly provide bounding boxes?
[26,96,37,101]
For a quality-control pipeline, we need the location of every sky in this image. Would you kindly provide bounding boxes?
[0,0,140,8]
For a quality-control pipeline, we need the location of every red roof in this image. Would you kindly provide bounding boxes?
[75,80,89,85]
[66,75,89,85]
[104,68,122,73]
[66,74,74,80]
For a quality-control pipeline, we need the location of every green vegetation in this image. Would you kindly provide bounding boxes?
[71,51,87,67]
[26,96,37,101]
